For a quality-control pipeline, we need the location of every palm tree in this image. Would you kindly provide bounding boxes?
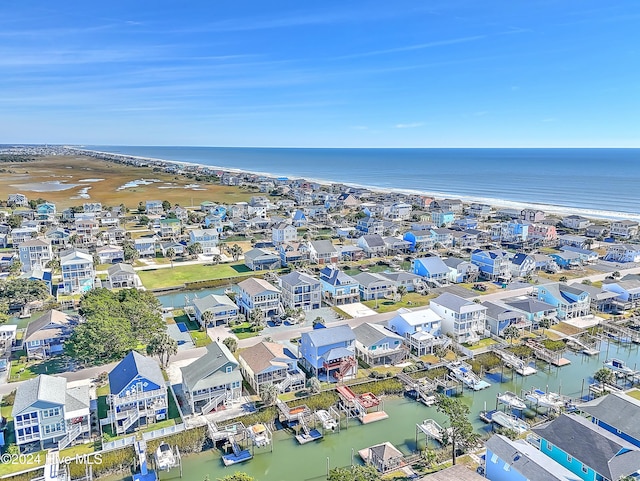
[187,242,203,259]
[166,248,176,268]
[502,325,520,345]
[249,309,265,331]
[261,383,278,406]
[397,285,407,301]
[201,310,214,328]
[222,337,238,353]
[313,316,325,328]
[230,244,243,262]
[211,254,222,265]
[594,367,615,392]
[45,258,61,276]
[146,332,178,368]
[9,260,22,277]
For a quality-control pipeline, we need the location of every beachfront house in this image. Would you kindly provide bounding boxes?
[521,208,546,222]
[12,374,90,452]
[471,249,511,280]
[18,238,53,272]
[482,301,529,337]
[279,271,322,311]
[237,277,281,319]
[244,248,280,271]
[535,283,590,319]
[532,413,640,481]
[107,263,142,289]
[412,257,450,283]
[490,221,529,243]
[561,215,591,230]
[604,244,640,263]
[299,325,357,382]
[529,223,558,245]
[181,341,242,414]
[23,310,76,360]
[189,229,219,255]
[60,249,95,294]
[319,266,360,305]
[238,341,305,394]
[610,220,639,239]
[485,434,579,481]
[308,240,339,264]
[352,272,395,300]
[108,351,168,434]
[430,292,488,344]
[353,323,406,366]
[402,230,435,252]
[192,294,238,327]
[387,308,445,356]
[134,238,156,258]
[443,257,480,284]
[271,222,297,244]
[578,392,640,448]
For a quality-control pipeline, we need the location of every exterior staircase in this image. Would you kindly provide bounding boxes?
[278,372,305,393]
[335,357,357,381]
[201,391,226,414]
[118,409,141,434]
[57,423,83,450]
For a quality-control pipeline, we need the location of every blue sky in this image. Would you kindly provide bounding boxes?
[1,1,639,147]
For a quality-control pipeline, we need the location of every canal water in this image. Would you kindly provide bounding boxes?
[109,339,640,481]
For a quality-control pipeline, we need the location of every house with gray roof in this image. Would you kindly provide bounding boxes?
[308,240,339,264]
[237,277,281,319]
[443,257,479,284]
[353,323,406,366]
[299,325,356,382]
[357,234,387,257]
[243,247,280,271]
[485,434,579,481]
[12,374,90,451]
[181,341,242,414]
[108,351,167,434]
[18,238,53,273]
[319,266,360,305]
[352,272,396,300]
[579,392,640,448]
[602,278,640,308]
[504,296,558,325]
[578,283,618,312]
[279,271,322,311]
[107,263,141,289]
[192,293,239,327]
[532,413,640,481]
[380,271,422,292]
[238,341,305,394]
[481,301,530,337]
[430,292,488,343]
[535,283,590,319]
[24,309,76,360]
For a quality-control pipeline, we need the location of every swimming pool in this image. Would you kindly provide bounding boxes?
[176,322,188,333]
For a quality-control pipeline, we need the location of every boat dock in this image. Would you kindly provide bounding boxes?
[480,410,529,434]
[601,322,640,344]
[525,339,571,366]
[397,372,437,404]
[276,399,323,444]
[493,348,537,376]
[247,423,273,450]
[336,385,388,424]
[222,433,253,466]
[416,419,449,445]
[565,335,600,355]
[133,440,157,481]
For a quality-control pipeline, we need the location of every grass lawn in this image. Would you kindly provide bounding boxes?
[626,389,640,401]
[9,354,69,383]
[231,322,259,340]
[191,330,212,347]
[138,262,255,289]
[96,384,110,397]
[173,313,199,331]
[362,292,436,313]
[552,322,585,336]
[543,329,563,341]
[463,337,499,350]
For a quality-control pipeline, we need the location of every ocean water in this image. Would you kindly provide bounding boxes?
[85,146,640,218]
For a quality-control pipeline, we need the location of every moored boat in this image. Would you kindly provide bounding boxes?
[525,388,564,410]
[497,391,526,410]
[604,358,636,375]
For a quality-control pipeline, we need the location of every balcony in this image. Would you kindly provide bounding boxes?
[110,388,167,408]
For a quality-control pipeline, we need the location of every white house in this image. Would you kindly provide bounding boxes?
[271,222,297,244]
[60,249,95,294]
[430,292,488,343]
[18,238,53,272]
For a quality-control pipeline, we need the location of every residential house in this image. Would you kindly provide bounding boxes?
[535,283,590,319]
[532,413,640,481]
[308,240,339,265]
[171,206,188,222]
[559,245,598,264]
[450,230,479,248]
[8,193,28,207]
[443,257,480,283]
[108,351,168,434]
[45,228,71,247]
[453,218,478,230]
[412,257,450,283]
[158,218,181,239]
[585,224,609,238]
[610,220,639,239]
[577,283,618,312]
[181,342,242,414]
[99,210,120,227]
[243,248,280,271]
[431,210,455,227]
[189,229,219,255]
[18,238,53,272]
[549,251,583,269]
[471,249,511,280]
[364,443,405,474]
[352,272,396,300]
[482,301,529,337]
[36,202,56,224]
[298,325,357,382]
[520,208,546,222]
[357,234,387,257]
[356,216,384,236]
[403,230,435,252]
[83,202,102,213]
[467,203,492,218]
[237,277,281,319]
[159,241,185,257]
[238,341,305,394]
[134,238,156,258]
[23,310,75,360]
[383,236,411,254]
[602,279,640,307]
[561,215,591,230]
[529,224,558,245]
[504,296,558,326]
[388,202,412,221]
[60,249,95,294]
[291,209,308,227]
[604,243,640,263]
[204,214,224,232]
[509,253,536,278]
[430,292,488,343]
[430,228,454,247]
[278,241,310,267]
[337,193,360,207]
[387,308,444,356]
[74,218,99,244]
[145,200,164,216]
[11,227,39,246]
[96,244,125,264]
[19,269,53,295]
[491,221,529,243]
[485,434,579,481]
[107,263,142,289]
[279,271,322,311]
[432,199,463,213]
[12,375,90,452]
[380,271,421,292]
[557,234,589,248]
[191,294,238,327]
[353,323,406,365]
[271,222,297,244]
[319,266,360,305]
[104,226,126,245]
[579,392,640,448]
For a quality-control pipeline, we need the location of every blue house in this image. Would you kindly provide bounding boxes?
[298,325,356,382]
[485,434,579,481]
[412,257,449,282]
[430,210,454,227]
[602,279,640,305]
[36,202,56,223]
[535,283,590,319]
[353,323,405,366]
[471,249,511,280]
[549,251,583,269]
[108,351,168,434]
[356,216,384,235]
[319,266,360,305]
[560,245,599,263]
[402,230,434,252]
[504,297,557,325]
[453,218,478,229]
[482,301,529,337]
[292,209,307,227]
[532,413,640,481]
[579,392,640,449]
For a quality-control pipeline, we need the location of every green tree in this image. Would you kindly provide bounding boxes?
[594,367,616,391]
[538,318,552,329]
[502,325,520,345]
[313,316,325,328]
[612,271,621,279]
[0,278,50,307]
[249,309,265,331]
[433,344,448,360]
[45,258,61,276]
[65,313,136,365]
[162,200,172,212]
[166,247,176,268]
[7,214,22,229]
[229,244,243,262]
[435,394,478,465]
[211,253,222,265]
[9,259,22,277]
[260,383,278,406]
[396,285,407,301]
[0,301,9,325]
[123,240,139,263]
[146,332,178,368]
[187,242,203,258]
[422,448,437,468]
[327,464,381,481]
[222,337,238,353]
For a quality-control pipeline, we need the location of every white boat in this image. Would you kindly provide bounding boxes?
[604,358,636,375]
[316,410,338,430]
[497,391,527,410]
[447,361,491,390]
[420,394,437,407]
[490,411,529,434]
[154,442,176,471]
[525,388,564,410]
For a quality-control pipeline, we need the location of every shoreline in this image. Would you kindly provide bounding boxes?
[73,147,640,222]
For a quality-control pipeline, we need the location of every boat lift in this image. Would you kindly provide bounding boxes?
[153,443,182,477]
[133,440,158,481]
[416,419,450,446]
[493,348,537,376]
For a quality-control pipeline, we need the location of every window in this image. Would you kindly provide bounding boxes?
[546,442,553,451]
[503,463,510,471]
[225,366,232,373]
[490,453,498,464]
[42,408,60,418]
[581,464,588,473]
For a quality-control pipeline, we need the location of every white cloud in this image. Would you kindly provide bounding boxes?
[395,122,424,129]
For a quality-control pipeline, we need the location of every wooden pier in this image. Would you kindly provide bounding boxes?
[601,322,640,344]
[525,339,571,366]
[492,347,537,375]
